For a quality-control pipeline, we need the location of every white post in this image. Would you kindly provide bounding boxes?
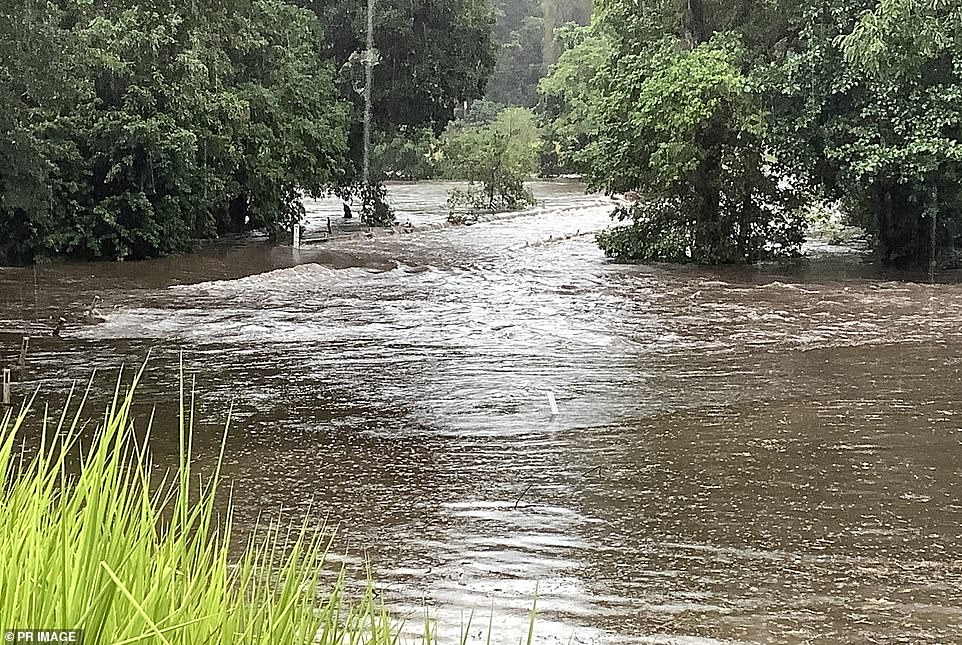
[547,392,559,417]
[2,369,11,406]
[293,222,301,249]
[18,336,29,371]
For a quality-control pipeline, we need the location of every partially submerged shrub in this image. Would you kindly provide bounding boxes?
[442,107,540,218]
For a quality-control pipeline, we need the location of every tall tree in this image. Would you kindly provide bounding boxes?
[484,0,544,107]
[0,0,81,263]
[0,0,350,263]
[300,0,497,131]
[771,0,962,266]
[538,20,606,174]
[578,0,803,263]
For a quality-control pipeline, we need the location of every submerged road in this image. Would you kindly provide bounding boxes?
[1,181,961,643]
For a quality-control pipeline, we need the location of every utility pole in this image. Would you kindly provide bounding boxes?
[362,0,375,188]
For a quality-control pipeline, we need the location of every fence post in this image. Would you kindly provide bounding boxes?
[18,336,29,371]
[2,369,11,407]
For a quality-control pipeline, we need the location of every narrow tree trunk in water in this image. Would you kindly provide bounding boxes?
[693,146,722,261]
[738,184,752,260]
[877,180,928,267]
[686,0,724,262]
[877,180,895,263]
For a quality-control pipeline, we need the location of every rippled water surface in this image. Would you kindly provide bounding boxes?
[2,181,961,644]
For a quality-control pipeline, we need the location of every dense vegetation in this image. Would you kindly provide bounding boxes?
[540,0,962,266]
[0,0,495,263]
[4,0,959,267]
[366,0,588,214]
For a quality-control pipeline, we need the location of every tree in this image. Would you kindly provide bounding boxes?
[442,107,541,216]
[580,0,803,263]
[0,0,82,263]
[0,0,350,263]
[371,126,440,181]
[483,0,544,107]
[482,0,592,109]
[594,34,802,263]
[300,0,496,132]
[538,21,606,175]
[540,0,592,67]
[770,0,962,266]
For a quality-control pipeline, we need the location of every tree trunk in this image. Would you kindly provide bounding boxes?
[686,0,724,261]
[877,180,928,267]
[687,0,708,46]
[877,180,895,263]
[738,183,752,260]
[690,111,726,262]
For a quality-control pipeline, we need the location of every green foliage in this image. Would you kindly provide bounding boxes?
[0,0,350,263]
[541,0,593,67]
[585,25,803,263]
[540,0,960,266]
[482,0,591,109]
[0,1,83,264]
[0,368,397,643]
[484,0,545,107]
[371,127,441,181]
[538,22,608,175]
[303,0,497,132]
[771,0,962,266]
[442,108,541,215]
[359,181,396,226]
[596,203,696,263]
[839,0,962,75]
[2,0,504,261]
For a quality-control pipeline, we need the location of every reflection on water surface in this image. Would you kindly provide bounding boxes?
[1,181,960,643]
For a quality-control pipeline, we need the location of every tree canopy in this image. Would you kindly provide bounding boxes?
[773,0,962,266]
[540,0,962,266]
[0,0,501,263]
[300,0,496,132]
[482,0,591,108]
[1,0,351,263]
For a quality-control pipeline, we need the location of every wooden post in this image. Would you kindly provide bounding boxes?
[2,369,11,406]
[18,336,29,371]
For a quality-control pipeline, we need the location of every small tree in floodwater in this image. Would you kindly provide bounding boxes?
[442,107,540,221]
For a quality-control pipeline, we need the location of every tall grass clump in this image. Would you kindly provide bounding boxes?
[0,364,397,644]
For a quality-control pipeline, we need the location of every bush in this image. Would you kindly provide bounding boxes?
[590,36,804,263]
[441,107,540,216]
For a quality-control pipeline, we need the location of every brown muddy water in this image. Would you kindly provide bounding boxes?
[1,181,961,644]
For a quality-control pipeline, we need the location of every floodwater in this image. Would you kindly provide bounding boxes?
[1,181,961,644]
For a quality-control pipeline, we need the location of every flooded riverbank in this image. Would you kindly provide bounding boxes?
[1,181,960,643]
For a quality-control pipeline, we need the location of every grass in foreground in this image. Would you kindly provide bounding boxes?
[0,365,396,644]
